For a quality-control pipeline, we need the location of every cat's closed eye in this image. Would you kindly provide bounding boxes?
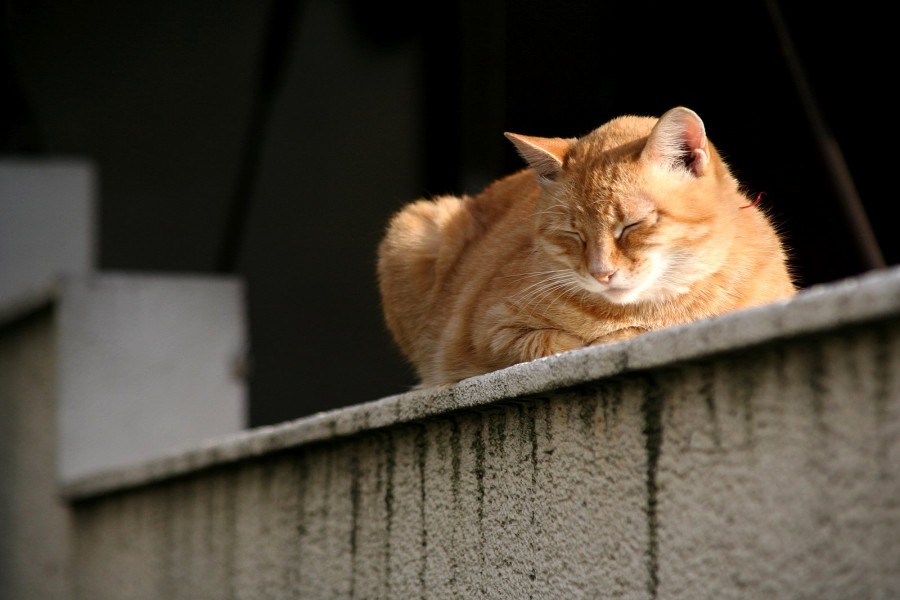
[560,230,585,244]
[618,210,659,240]
[617,221,642,240]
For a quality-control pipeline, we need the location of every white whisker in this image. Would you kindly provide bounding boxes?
[510,270,582,313]
[513,274,575,305]
[495,268,571,280]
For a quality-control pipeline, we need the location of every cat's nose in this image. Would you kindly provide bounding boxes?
[591,270,617,284]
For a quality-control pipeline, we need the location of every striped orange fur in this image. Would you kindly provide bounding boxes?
[378,107,796,387]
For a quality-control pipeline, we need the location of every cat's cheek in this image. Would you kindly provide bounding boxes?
[650,252,698,299]
[538,238,574,260]
[611,253,669,303]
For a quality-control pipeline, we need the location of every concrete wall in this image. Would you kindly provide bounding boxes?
[0,309,71,600]
[0,273,246,600]
[64,267,900,599]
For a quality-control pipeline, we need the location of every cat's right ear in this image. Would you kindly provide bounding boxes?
[504,132,574,181]
[642,107,710,177]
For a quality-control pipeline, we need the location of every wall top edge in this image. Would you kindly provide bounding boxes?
[61,265,900,500]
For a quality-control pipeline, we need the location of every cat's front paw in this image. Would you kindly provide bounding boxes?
[497,328,585,362]
[587,327,649,346]
[545,331,588,356]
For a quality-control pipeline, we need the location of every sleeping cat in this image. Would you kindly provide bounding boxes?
[377,107,796,387]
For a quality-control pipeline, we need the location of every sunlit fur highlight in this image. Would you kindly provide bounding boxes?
[377,107,796,387]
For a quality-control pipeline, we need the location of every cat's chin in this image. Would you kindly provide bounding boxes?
[578,278,641,304]
[579,276,643,304]
[592,281,687,305]
[597,286,642,305]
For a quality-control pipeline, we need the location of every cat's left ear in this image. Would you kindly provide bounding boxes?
[642,107,710,177]
[504,132,574,181]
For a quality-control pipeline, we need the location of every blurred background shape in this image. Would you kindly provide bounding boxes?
[57,272,247,481]
[0,161,94,317]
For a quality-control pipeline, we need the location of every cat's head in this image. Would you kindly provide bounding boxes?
[506,107,742,305]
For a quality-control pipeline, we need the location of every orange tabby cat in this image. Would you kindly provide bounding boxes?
[378,107,796,387]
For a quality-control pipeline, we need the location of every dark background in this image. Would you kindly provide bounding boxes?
[3,0,895,426]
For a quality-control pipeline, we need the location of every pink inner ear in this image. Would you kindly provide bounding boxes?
[680,111,709,175]
[644,107,710,176]
[691,147,709,176]
[683,119,705,149]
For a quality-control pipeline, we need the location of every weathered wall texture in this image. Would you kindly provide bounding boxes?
[69,314,900,599]
[0,309,71,600]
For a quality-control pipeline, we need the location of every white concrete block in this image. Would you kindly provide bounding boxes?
[57,272,247,482]
[0,160,95,323]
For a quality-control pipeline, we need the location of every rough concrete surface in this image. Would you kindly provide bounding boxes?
[65,267,900,599]
[0,309,71,600]
[65,265,900,499]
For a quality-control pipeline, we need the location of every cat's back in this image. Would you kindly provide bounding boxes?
[377,170,538,373]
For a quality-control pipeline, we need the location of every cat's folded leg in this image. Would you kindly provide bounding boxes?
[587,326,650,346]
[489,326,586,364]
